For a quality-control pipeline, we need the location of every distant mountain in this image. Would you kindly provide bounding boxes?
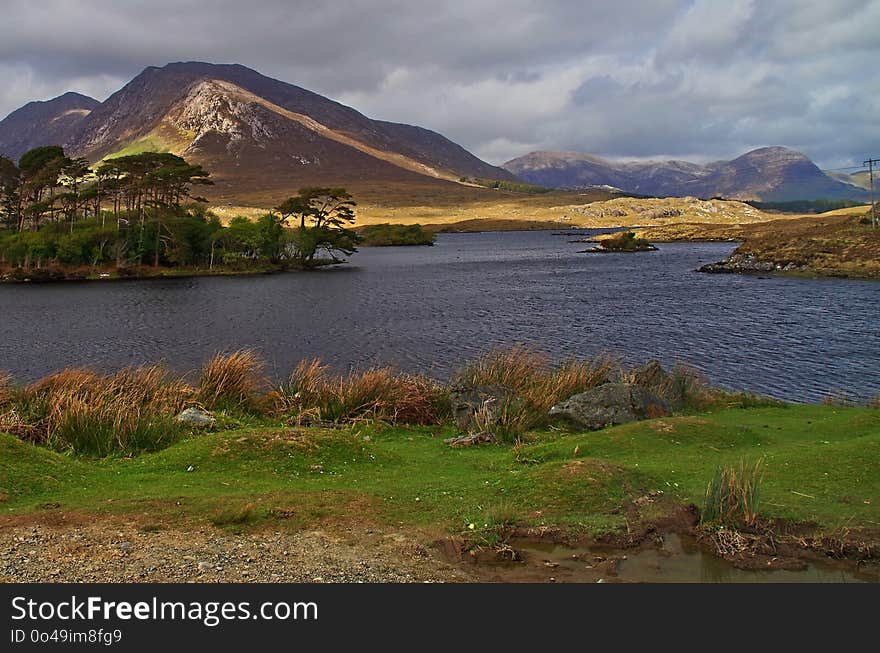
[504,147,868,201]
[826,169,874,192]
[0,92,99,161]
[0,62,514,201]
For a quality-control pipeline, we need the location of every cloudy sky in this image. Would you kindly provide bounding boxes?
[0,0,877,168]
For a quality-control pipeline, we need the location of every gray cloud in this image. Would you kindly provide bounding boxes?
[0,0,877,168]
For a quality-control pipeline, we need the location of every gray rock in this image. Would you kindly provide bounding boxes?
[448,384,518,431]
[631,360,683,410]
[698,252,802,275]
[175,407,215,426]
[549,383,669,430]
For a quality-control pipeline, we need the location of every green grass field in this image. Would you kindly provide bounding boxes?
[3,406,878,540]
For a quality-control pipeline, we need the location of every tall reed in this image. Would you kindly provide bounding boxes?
[702,459,764,526]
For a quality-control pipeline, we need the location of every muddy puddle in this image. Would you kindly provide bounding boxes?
[461,534,879,583]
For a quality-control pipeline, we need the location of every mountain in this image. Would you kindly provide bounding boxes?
[826,169,874,192]
[0,92,99,161]
[1,62,514,203]
[504,147,868,201]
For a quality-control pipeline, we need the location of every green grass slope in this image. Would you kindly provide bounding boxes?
[2,406,878,536]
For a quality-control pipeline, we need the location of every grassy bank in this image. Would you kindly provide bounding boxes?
[356,223,435,246]
[610,210,880,280]
[1,349,878,564]
[2,406,877,540]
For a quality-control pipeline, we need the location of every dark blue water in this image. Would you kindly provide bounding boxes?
[0,230,878,402]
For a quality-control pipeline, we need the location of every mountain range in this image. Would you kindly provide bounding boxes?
[0,62,514,204]
[503,148,868,202]
[0,91,100,162]
[0,62,868,205]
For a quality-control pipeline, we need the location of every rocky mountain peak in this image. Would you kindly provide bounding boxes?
[1,61,516,201]
[504,147,866,201]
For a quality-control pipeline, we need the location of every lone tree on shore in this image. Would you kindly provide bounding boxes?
[275,187,361,266]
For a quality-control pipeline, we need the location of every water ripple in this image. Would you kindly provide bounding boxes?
[0,230,878,402]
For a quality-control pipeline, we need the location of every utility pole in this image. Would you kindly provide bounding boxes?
[865,158,879,229]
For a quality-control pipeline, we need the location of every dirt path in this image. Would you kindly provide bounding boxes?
[0,522,472,583]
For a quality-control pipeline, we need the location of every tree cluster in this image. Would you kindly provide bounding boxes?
[274,186,362,266]
[1,147,212,234]
[0,147,362,273]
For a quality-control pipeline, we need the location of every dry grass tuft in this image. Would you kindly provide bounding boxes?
[26,368,103,398]
[25,365,192,414]
[106,365,193,409]
[385,373,445,425]
[534,355,618,411]
[0,371,13,407]
[198,350,267,410]
[668,364,712,407]
[452,346,617,424]
[454,346,553,391]
[210,502,258,527]
[470,396,532,444]
[274,360,443,425]
[13,365,195,456]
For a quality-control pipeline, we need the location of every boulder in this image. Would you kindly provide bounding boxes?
[549,383,669,430]
[631,360,683,410]
[448,384,518,431]
[175,407,215,427]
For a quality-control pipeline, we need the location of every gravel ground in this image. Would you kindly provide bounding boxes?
[0,522,472,583]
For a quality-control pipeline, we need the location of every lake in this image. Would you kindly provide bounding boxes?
[0,230,878,402]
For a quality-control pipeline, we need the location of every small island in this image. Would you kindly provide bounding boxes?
[580,230,658,253]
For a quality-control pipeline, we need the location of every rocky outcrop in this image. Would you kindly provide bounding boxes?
[698,252,808,275]
[549,383,669,430]
[581,243,657,253]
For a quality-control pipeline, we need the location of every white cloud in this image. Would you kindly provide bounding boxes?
[661,0,757,63]
[0,63,124,110]
[0,0,877,169]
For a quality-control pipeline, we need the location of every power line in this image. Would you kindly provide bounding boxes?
[822,164,872,172]
[865,158,879,229]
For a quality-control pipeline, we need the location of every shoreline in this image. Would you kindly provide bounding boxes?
[697,257,880,281]
[3,510,875,583]
[0,262,347,285]
[602,212,880,281]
